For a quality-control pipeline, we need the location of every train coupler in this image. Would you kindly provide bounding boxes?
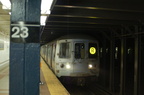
[77,78,85,86]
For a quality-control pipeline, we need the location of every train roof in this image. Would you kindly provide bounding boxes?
[57,34,97,40]
[44,34,98,45]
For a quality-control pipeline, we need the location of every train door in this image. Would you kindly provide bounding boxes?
[52,44,56,71]
[45,45,48,62]
[73,41,88,73]
[46,45,49,62]
[44,46,46,59]
[58,41,72,60]
[57,40,72,74]
[47,45,52,67]
[50,44,53,68]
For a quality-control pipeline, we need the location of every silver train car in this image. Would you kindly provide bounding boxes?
[41,35,100,85]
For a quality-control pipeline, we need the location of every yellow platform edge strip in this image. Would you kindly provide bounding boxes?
[40,58,70,95]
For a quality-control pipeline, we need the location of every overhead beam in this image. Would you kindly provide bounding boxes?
[55,1,144,12]
[54,5,144,13]
[47,19,139,25]
[51,7,144,21]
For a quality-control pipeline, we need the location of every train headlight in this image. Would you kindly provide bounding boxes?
[88,64,93,69]
[66,64,71,69]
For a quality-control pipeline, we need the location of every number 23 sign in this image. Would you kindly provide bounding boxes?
[11,22,40,43]
[12,26,29,38]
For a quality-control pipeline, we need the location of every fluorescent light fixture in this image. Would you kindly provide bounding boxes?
[41,16,47,26]
[0,0,53,26]
[0,0,11,9]
[41,0,53,25]
[41,0,53,14]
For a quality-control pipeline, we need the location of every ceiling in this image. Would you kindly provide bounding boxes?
[0,1,144,43]
[41,0,144,44]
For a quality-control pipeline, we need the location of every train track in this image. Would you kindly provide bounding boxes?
[85,84,113,95]
[62,84,96,95]
[62,82,113,95]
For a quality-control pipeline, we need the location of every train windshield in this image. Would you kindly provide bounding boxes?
[88,43,97,58]
[75,43,85,59]
[59,42,71,58]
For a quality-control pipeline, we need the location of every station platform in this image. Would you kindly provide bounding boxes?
[40,58,70,95]
[0,61,9,95]
[0,59,70,95]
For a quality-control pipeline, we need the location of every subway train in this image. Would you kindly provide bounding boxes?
[41,34,100,85]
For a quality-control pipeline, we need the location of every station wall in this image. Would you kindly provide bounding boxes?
[0,33,9,63]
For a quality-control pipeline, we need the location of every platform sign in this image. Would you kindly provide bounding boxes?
[11,21,40,43]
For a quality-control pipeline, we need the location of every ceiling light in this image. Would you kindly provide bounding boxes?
[0,0,11,9]
[41,0,53,26]
[40,16,47,26]
[41,0,53,14]
[0,0,53,26]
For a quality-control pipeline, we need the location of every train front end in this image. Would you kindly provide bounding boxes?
[55,39,100,85]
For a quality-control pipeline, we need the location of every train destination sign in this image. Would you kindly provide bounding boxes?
[89,47,96,54]
[11,22,40,43]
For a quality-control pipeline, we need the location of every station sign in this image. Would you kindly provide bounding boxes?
[10,21,40,43]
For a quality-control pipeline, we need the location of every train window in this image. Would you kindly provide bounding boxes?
[75,43,85,59]
[88,43,97,58]
[59,43,71,58]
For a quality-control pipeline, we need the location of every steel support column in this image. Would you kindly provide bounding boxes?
[134,26,140,95]
[120,31,126,95]
[10,0,41,95]
[109,31,115,92]
[100,37,107,87]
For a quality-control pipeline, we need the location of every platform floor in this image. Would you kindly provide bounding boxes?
[0,61,9,95]
[0,58,70,95]
[40,58,70,95]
